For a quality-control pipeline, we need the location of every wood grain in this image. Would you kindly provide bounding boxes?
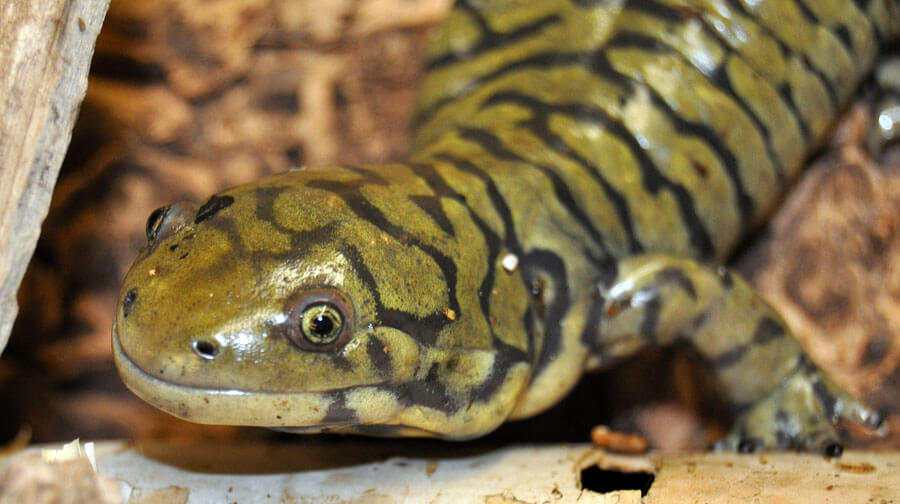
[0,0,109,353]
[5,442,895,503]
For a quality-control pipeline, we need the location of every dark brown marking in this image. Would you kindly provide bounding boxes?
[409,195,456,236]
[394,363,457,413]
[425,1,562,71]
[637,289,662,343]
[521,249,570,376]
[812,379,837,421]
[458,126,615,259]
[341,245,448,347]
[753,317,787,345]
[531,276,547,319]
[307,179,462,345]
[366,337,393,375]
[483,91,644,254]
[321,393,359,426]
[486,90,716,257]
[710,316,787,369]
[195,195,235,224]
[656,267,697,299]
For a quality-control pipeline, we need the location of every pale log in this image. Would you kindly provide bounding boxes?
[3,442,898,503]
[0,0,109,353]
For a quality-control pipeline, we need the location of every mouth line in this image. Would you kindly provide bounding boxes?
[112,321,252,396]
[111,322,395,427]
[112,322,392,395]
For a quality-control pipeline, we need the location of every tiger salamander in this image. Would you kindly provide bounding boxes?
[113,0,897,454]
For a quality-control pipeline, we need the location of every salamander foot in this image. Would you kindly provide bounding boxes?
[714,360,884,456]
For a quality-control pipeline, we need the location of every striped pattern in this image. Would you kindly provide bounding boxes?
[113,0,895,450]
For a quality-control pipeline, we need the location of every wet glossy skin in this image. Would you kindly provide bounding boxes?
[116,167,533,437]
[115,0,895,451]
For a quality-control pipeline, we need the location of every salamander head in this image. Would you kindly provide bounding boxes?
[112,167,531,439]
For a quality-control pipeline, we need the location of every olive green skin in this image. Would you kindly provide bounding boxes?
[114,0,896,450]
[115,166,534,438]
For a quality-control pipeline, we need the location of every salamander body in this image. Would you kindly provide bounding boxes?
[113,0,897,453]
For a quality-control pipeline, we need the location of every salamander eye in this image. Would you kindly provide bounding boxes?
[280,290,354,351]
[146,206,170,243]
[299,303,344,345]
[143,202,196,248]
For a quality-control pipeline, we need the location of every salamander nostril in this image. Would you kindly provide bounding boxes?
[122,288,138,318]
[192,339,218,360]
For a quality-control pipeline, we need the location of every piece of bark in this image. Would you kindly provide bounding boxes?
[0,452,121,504]
[0,0,110,354]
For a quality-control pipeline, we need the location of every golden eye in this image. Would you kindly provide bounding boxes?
[299,302,344,346]
[280,290,353,351]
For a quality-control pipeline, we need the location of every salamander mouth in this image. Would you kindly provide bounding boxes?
[275,424,443,438]
[111,322,384,428]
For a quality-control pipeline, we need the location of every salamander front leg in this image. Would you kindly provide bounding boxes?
[595,253,884,455]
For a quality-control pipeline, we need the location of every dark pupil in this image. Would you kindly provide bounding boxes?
[312,314,334,335]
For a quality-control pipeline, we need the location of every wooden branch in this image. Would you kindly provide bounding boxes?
[0,0,109,354]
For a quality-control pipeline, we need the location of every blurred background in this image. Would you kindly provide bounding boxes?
[2,0,898,450]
